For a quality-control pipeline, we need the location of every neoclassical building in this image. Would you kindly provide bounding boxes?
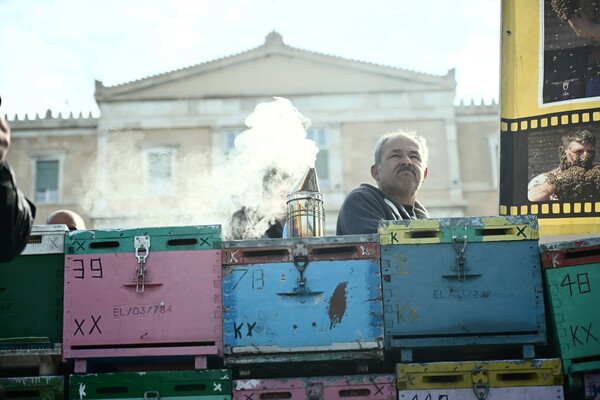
[6,32,500,235]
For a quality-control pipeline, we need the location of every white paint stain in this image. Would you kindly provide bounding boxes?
[235,380,261,390]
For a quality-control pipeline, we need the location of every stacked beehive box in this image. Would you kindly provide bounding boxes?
[1,217,596,399]
[396,359,563,399]
[0,224,69,399]
[379,215,564,399]
[540,237,600,397]
[68,370,231,400]
[221,234,384,375]
[62,225,223,373]
[233,374,396,400]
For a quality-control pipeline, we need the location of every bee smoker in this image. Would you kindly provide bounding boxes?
[285,167,324,237]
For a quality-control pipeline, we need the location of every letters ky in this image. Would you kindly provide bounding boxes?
[73,315,102,336]
[234,322,257,339]
[571,323,598,346]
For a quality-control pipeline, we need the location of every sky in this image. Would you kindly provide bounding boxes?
[0,0,501,119]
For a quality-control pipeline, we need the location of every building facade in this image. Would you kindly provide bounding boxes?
[6,32,500,236]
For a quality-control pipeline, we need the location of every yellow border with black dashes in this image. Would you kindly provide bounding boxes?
[500,110,600,134]
[500,0,600,236]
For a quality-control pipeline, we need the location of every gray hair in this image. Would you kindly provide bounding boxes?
[373,129,429,166]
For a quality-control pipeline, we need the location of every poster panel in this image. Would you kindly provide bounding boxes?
[500,0,600,235]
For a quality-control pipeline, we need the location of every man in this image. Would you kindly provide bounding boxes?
[528,128,596,201]
[0,113,36,262]
[46,209,86,231]
[336,129,429,235]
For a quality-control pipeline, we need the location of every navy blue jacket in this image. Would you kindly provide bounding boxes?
[336,183,428,235]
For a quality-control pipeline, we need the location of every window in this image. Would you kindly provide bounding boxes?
[34,158,60,203]
[145,148,176,197]
[488,135,499,189]
[306,128,329,190]
[224,130,242,154]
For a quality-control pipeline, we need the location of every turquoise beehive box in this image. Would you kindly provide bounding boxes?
[379,215,546,362]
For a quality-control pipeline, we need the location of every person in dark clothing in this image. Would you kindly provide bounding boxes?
[228,206,284,240]
[226,166,289,240]
[336,129,429,235]
[0,114,36,262]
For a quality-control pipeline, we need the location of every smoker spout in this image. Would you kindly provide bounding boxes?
[289,166,321,193]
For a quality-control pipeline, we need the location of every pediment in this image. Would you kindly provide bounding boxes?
[96,32,455,101]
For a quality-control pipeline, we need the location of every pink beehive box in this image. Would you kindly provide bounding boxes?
[233,374,396,400]
[62,225,222,373]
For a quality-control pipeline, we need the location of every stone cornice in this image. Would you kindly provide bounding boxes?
[6,110,98,129]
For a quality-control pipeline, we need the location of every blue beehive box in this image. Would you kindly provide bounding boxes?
[379,215,546,361]
[222,235,384,367]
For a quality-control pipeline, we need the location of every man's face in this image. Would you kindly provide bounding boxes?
[371,135,428,200]
[560,140,595,169]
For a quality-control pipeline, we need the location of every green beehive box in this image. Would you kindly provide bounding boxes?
[0,376,65,400]
[540,237,600,390]
[0,225,68,347]
[69,370,232,400]
[64,225,221,255]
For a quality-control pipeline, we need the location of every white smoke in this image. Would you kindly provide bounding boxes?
[79,97,318,238]
[219,97,318,239]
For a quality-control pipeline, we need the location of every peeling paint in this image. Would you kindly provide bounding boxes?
[235,379,262,390]
[328,282,348,329]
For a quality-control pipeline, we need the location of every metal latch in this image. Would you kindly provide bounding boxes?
[144,391,160,400]
[306,382,324,400]
[134,236,151,294]
[276,245,323,303]
[451,235,468,282]
[471,366,490,400]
